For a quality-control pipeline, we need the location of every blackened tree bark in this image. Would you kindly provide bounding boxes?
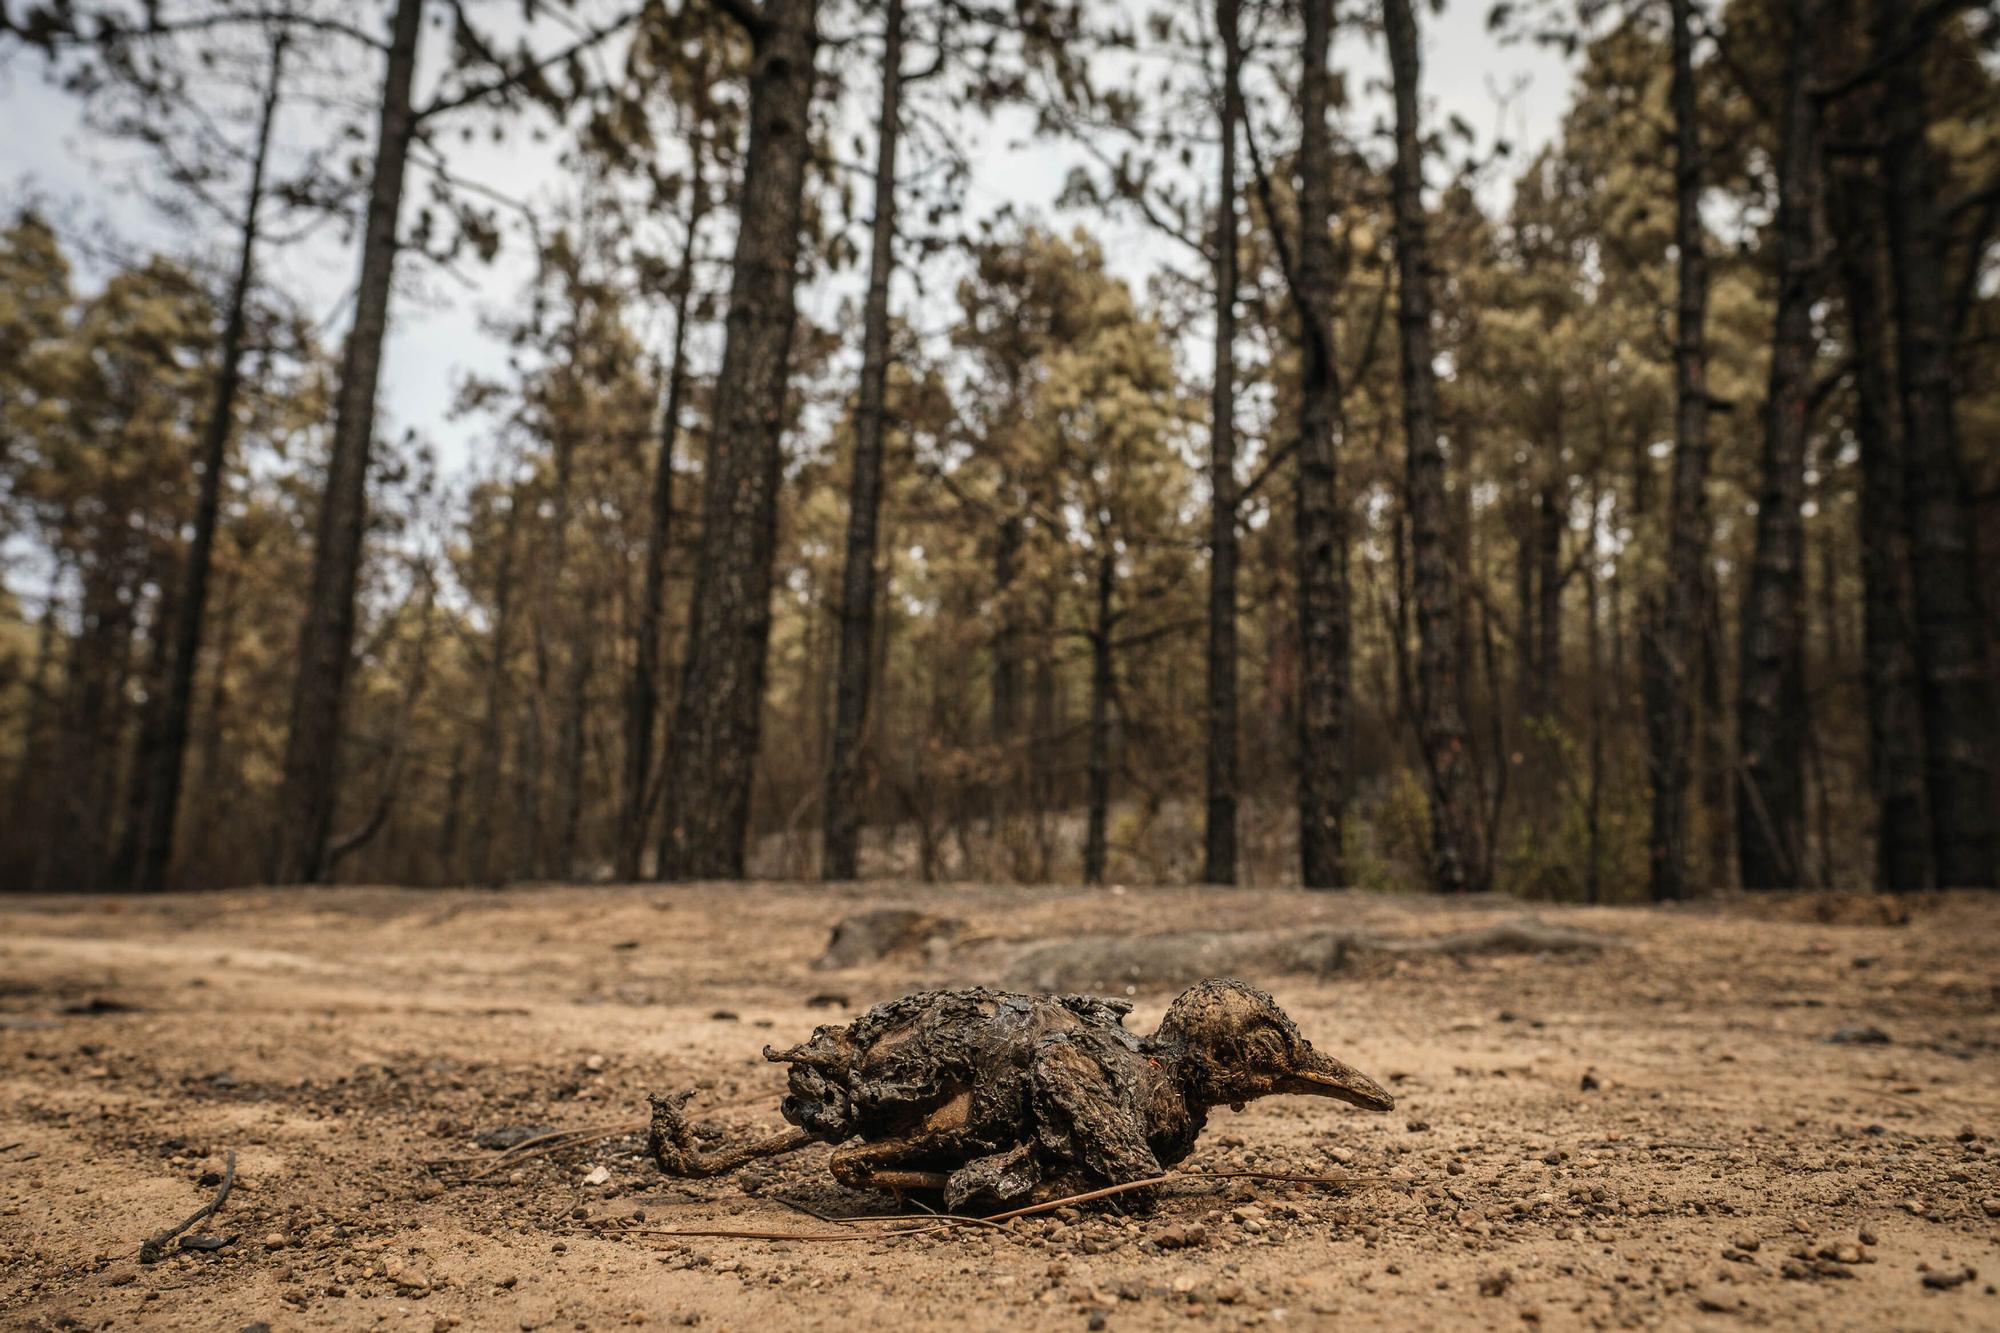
[1871,0,1996,887]
[1644,0,1713,902]
[992,512,1022,742]
[1535,483,1562,721]
[545,295,600,882]
[51,558,138,891]
[187,564,241,865]
[325,563,436,873]
[114,560,186,880]
[5,584,60,839]
[1083,547,1115,885]
[1698,568,1732,890]
[514,693,543,877]
[1515,518,1536,716]
[110,567,179,889]
[1384,0,1480,893]
[469,491,523,886]
[823,0,904,881]
[1293,0,1348,889]
[621,152,706,883]
[1584,480,1606,903]
[659,0,821,880]
[1736,0,1827,890]
[1030,610,1058,879]
[554,589,595,874]
[132,29,287,893]
[438,740,466,872]
[1202,0,1242,887]
[1831,160,1932,891]
[268,0,423,885]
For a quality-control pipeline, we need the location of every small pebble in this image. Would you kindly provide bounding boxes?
[1922,1268,1976,1291]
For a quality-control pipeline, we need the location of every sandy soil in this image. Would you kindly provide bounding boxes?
[1,882,1996,1331]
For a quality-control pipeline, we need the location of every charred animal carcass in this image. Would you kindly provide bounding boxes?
[648,979,1393,1211]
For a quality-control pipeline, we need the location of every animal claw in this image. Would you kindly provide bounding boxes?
[646,1091,699,1162]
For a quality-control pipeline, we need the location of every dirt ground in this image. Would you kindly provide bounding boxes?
[1,882,1996,1331]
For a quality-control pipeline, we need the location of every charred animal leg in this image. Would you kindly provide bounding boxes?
[827,1139,951,1196]
[647,1092,815,1179]
[856,1168,954,1195]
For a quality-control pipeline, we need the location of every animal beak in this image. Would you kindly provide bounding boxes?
[1280,1050,1396,1111]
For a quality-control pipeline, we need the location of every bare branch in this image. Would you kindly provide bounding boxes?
[415,4,645,122]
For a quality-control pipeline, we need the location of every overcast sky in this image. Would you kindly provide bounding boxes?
[0,2,1576,485]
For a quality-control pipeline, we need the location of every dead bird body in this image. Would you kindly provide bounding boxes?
[648,979,1393,1211]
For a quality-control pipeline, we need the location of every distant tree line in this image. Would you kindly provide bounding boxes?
[0,0,1993,894]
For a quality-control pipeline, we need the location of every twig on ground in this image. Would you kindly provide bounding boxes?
[611,1164,1384,1244]
[431,1118,647,1165]
[451,1121,645,1182]
[139,1150,236,1264]
[779,1202,1016,1233]
[979,1175,1172,1220]
[979,1166,1382,1221]
[629,1223,954,1242]
[1182,1168,1384,1188]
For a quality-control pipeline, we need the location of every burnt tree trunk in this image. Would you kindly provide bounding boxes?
[326,566,436,874]
[1083,548,1115,886]
[823,0,904,882]
[1535,483,1562,722]
[469,492,523,887]
[1385,0,1481,893]
[1515,519,1536,717]
[438,740,465,874]
[621,146,708,883]
[110,568,179,889]
[1831,159,1932,891]
[533,385,580,878]
[1292,0,1348,889]
[989,507,1024,840]
[659,0,822,880]
[269,0,423,885]
[1699,567,1732,891]
[1610,552,1626,705]
[1030,593,1058,881]
[51,560,137,891]
[1644,0,1713,902]
[515,695,543,880]
[1872,0,1996,887]
[1810,523,1838,887]
[1585,481,1606,904]
[6,585,61,844]
[992,512,1022,740]
[131,31,287,893]
[1202,0,1242,886]
[1736,0,1826,890]
[187,565,241,869]
[555,595,594,875]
